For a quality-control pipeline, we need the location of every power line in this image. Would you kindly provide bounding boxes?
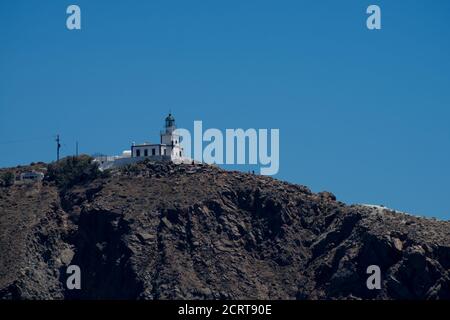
[0,135,54,145]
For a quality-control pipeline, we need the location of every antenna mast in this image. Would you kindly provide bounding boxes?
[56,134,61,161]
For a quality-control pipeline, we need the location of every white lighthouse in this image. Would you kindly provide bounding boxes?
[130,113,184,161]
[94,113,190,170]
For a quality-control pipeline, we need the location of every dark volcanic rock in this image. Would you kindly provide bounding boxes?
[0,160,449,299]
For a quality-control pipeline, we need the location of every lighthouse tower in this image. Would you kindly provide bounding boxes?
[160,113,184,160]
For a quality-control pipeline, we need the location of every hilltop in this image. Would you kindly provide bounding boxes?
[0,158,449,299]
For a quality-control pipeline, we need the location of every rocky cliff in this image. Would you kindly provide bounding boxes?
[1,159,449,299]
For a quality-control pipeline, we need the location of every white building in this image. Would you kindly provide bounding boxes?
[19,171,44,183]
[131,113,184,160]
[94,113,191,170]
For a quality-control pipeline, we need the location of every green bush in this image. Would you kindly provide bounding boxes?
[0,171,15,187]
[46,155,100,192]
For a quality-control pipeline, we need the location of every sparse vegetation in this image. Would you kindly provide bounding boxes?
[120,163,140,175]
[46,155,101,192]
[0,171,15,187]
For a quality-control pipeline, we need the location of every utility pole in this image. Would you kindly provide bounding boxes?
[76,141,79,157]
[56,135,61,161]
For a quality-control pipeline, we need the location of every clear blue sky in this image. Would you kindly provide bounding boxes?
[1,1,449,219]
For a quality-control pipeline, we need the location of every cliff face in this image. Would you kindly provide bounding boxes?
[1,160,449,300]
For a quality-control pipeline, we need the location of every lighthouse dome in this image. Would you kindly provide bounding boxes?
[165,113,176,128]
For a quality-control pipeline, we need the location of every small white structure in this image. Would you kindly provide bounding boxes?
[94,113,192,170]
[20,171,44,183]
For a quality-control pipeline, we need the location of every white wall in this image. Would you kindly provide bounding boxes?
[132,145,161,157]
